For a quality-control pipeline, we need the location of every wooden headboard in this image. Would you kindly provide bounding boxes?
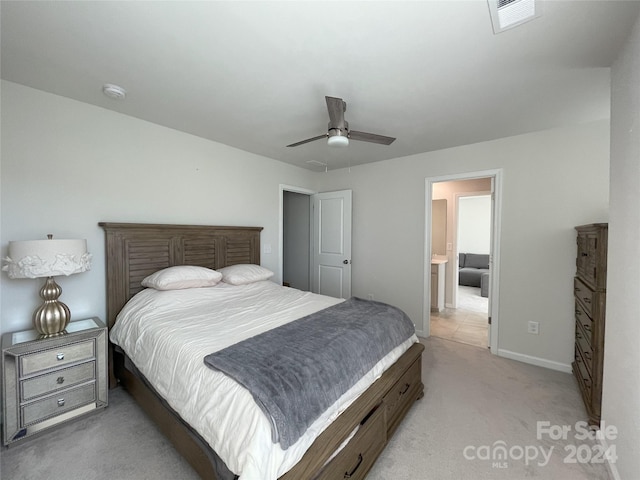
[99,222,263,330]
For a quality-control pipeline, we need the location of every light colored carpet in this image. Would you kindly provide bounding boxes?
[1,337,610,480]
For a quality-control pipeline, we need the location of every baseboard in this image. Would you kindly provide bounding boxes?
[599,435,621,480]
[497,349,572,373]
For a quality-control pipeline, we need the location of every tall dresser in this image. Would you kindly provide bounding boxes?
[572,223,607,425]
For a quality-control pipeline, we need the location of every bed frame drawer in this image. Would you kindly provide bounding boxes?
[383,357,422,437]
[314,404,385,480]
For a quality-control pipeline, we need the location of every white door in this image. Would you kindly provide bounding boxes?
[311,190,352,298]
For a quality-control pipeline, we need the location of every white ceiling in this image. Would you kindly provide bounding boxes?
[2,1,639,171]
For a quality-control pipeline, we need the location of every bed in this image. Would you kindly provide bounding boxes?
[99,222,425,480]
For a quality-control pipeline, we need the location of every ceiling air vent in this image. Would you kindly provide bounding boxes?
[488,0,542,34]
[305,159,329,171]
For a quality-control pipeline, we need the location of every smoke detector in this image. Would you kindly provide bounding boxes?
[102,83,127,100]
[488,0,542,34]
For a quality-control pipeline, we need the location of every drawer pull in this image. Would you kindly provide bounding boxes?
[399,383,410,395]
[344,454,363,479]
[56,376,65,385]
[56,353,65,361]
[57,398,65,407]
[583,323,591,332]
[583,297,591,304]
[576,332,582,339]
[575,310,581,316]
[584,351,592,361]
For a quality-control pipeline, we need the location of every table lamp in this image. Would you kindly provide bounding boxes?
[3,235,92,337]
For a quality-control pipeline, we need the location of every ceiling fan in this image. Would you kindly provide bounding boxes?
[286,96,396,148]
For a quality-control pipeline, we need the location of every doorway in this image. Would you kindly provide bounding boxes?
[283,190,311,290]
[424,170,502,354]
[280,185,315,291]
[279,185,353,298]
[439,192,491,347]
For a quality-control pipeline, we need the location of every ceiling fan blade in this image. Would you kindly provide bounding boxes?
[325,96,346,129]
[349,130,396,145]
[286,134,327,147]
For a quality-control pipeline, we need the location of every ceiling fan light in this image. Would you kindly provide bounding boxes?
[327,135,349,148]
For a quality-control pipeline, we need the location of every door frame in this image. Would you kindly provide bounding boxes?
[424,169,503,354]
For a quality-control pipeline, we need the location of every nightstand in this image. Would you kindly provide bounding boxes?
[2,317,108,446]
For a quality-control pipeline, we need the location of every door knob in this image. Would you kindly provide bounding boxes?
[343,259,349,264]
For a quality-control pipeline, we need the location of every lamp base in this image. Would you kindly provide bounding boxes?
[33,277,70,337]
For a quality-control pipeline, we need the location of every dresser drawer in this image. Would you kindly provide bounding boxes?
[21,361,96,401]
[574,300,593,344]
[314,404,385,480]
[21,382,96,426]
[575,327,593,376]
[383,357,422,437]
[576,233,599,289]
[573,345,592,396]
[20,340,95,376]
[574,278,594,317]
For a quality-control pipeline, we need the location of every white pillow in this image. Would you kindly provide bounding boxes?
[218,264,274,285]
[141,265,222,290]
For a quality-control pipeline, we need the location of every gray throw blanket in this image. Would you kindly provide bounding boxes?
[203,297,415,449]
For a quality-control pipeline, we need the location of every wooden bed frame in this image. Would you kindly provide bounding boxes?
[99,222,425,480]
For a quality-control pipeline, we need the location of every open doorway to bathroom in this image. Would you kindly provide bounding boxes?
[450,194,491,346]
[425,171,501,352]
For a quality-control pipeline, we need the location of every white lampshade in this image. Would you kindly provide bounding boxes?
[327,134,349,148]
[4,239,91,279]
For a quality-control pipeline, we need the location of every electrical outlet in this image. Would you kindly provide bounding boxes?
[367,293,374,300]
[527,321,539,335]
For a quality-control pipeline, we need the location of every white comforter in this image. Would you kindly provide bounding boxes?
[110,280,417,480]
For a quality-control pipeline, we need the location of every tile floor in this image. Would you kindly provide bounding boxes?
[430,285,489,348]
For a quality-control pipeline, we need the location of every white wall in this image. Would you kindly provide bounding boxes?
[602,14,640,480]
[0,81,315,335]
[458,195,491,254]
[0,80,613,374]
[316,120,610,369]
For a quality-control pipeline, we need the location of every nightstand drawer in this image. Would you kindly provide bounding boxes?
[21,382,96,426]
[21,361,96,401]
[20,340,95,376]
